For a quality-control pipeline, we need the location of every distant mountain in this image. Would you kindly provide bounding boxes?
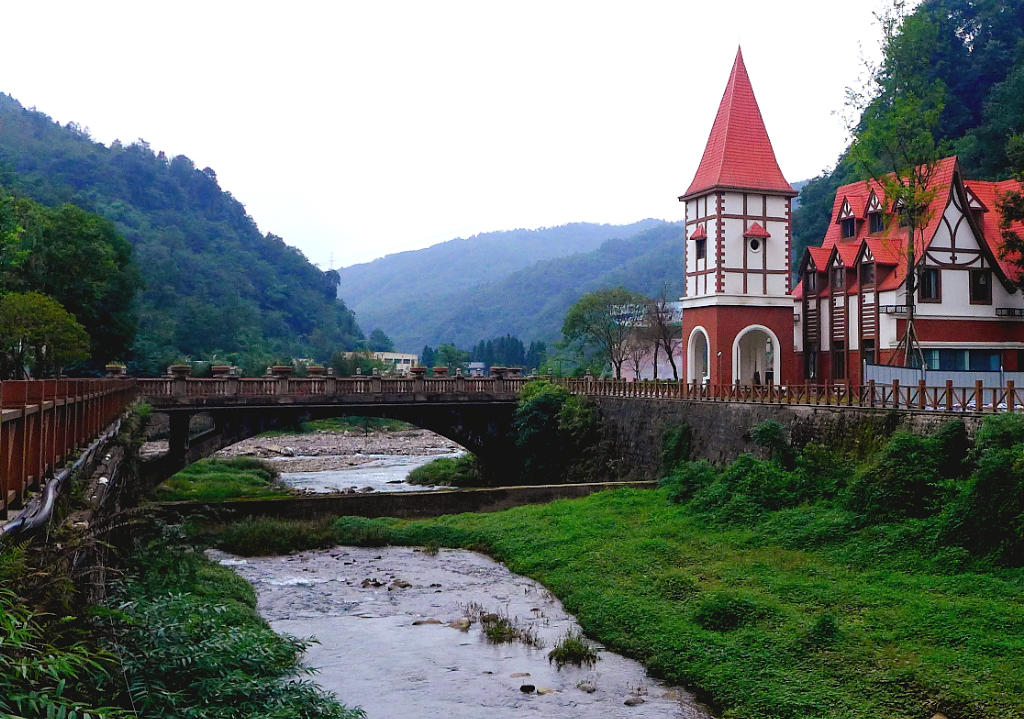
[340,221,685,350]
[0,93,362,374]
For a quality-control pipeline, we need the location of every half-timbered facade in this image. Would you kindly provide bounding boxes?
[679,48,798,386]
[795,157,1024,384]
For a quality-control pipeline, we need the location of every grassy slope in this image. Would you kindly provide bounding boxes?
[154,457,289,502]
[202,490,1024,719]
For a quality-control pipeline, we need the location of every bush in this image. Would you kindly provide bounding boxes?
[792,442,849,501]
[973,413,1024,453]
[514,380,598,483]
[661,423,693,473]
[692,591,767,631]
[930,419,972,479]
[660,460,718,504]
[939,445,1024,564]
[155,458,287,502]
[407,454,482,487]
[751,419,794,468]
[715,454,802,511]
[844,431,941,521]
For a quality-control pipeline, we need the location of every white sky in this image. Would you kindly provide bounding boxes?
[2,1,893,269]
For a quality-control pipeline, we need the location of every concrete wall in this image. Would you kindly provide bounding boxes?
[593,397,983,480]
[154,481,656,522]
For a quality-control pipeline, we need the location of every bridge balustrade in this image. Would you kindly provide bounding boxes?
[135,372,1024,415]
[1,378,137,519]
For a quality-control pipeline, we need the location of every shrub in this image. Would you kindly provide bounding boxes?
[929,419,972,479]
[973,413,1024,453]
[939,445,1024,564]
[407,454,482,487]
[804,613,841,648]
[661,423,693,473]
[792,442,849,501]
[751,419,795,468]
[692,591,767,631]
[845,431,941,521]
[514,380,598,483]
[716,454,801,511]
[660,460,718,504]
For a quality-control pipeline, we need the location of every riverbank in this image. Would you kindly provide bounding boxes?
[197,485,1024,719]
[211,544,713,718]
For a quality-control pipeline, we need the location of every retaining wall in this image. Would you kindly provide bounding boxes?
[154,480,656,522]
[594,397,984,480]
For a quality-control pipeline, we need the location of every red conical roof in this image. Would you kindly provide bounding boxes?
[680,48,796,200]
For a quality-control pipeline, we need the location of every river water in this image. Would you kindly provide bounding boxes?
[214,546,714,719]
[223,435,713,717]
[275,452,460,494]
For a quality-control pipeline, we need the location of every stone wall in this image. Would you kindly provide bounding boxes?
[593,397,985,480]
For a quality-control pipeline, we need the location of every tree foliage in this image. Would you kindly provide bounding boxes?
[561,287,649,379]
[792,0,1024,273]
[0,94,364,374]
[0,291,90,378]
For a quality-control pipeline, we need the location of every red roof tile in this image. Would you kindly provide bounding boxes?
[807,247,831,269]
[680,48,796,200]
[743,222,771,238]
[963,179,1024,283]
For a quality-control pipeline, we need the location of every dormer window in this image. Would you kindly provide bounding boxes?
[841,218,856,238]
[832,267,845,291]
[860,263,875,285]
[869,212,884,233]
[806,272,817,293]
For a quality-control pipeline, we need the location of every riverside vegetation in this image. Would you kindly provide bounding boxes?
[192,414,1024,719]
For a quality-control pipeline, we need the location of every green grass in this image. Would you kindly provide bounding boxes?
[154,457,289,502]
[196,492,1024,719]
[258,416,412,437]
[548,628,598,669]
[406,454,483,486]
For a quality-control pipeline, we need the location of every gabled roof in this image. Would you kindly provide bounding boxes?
[679,48,796,201]
[807,156,1024,291]
[689,224,707,241]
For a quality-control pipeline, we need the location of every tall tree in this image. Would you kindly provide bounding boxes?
[646,287,681,380]
[561,288,648,379]
[845,1,951,367]
[0,292,89,378]
[367,328,395,352]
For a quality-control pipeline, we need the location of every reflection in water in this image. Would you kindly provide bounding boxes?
[213,546,714,719]
[279,452,461,493]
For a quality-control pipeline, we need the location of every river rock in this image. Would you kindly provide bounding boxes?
[624,696,646,706]
[390,579,412,590]
[519,684,536,693]
[448,618,471,630]
[577,683,597,693]
[510,673,531,678]
[412,618,442,625]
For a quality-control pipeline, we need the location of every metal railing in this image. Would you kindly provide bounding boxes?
[1,379,137,519]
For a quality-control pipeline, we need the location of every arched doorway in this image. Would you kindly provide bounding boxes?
[732,325,780,385]
[687,327,710,384]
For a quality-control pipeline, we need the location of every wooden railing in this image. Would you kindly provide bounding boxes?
[137,373,1024,414]
[1,379,137,519]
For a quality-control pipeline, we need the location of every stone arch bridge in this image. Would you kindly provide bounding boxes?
[139,372,528,486]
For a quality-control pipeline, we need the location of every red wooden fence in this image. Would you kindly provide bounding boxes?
[0,379,137,519]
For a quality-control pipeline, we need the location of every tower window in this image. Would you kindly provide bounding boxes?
[695,238,706,260]
[841,217,856,238]
[806,272,817,293]
[970,269,992,304]
[869,212,884,233]
[749,238,761,253]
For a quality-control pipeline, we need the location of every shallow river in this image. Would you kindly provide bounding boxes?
[214,546,714,719]
[275,452,461,493]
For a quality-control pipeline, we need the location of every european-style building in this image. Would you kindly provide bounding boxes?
[680,49,1024,387]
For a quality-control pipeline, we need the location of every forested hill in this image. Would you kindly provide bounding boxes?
[347,221,685,351]
[0,93,363,374]
[792,0,1024,268]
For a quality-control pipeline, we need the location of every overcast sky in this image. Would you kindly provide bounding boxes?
[2,1,897,269]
